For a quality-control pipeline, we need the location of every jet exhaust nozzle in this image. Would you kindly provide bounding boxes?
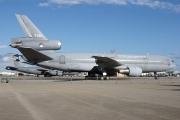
[10,43,22,48]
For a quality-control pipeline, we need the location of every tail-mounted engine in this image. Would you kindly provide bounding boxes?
[10,38,61,51]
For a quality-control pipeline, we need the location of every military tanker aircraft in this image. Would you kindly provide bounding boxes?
[10,14,176,79]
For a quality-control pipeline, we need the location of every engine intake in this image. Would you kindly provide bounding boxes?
[119,66,142,77]
[47,70,63,76]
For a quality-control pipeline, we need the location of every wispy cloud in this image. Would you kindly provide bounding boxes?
[168,54,180,59]
[2,56,9,62]
[0,54,10,72]
[48,0,127,5]
[0,45,7,49]
[39,0,180,12]
[0,54,10,62]
[39,2,50,7]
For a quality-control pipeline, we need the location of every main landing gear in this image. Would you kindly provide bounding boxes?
[100,76,110,80]
[100,72,109,80]
[44,73,51,77]
[86,72,110,80]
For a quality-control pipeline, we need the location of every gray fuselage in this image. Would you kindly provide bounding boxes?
[36,52,176,73]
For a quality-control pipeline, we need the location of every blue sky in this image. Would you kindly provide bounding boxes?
[0,0,180,72]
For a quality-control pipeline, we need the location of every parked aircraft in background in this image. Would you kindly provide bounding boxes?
[5,54,76,77]
[10,14,176,79]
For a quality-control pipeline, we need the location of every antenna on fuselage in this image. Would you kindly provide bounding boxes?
[111,50,115,53]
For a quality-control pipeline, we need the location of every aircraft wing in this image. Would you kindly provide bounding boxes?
[18,47,53,62]
[92,56,122,66]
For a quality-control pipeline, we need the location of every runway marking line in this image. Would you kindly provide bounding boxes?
[0,87,176,93]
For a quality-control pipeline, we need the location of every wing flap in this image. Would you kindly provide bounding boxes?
[36,69,48,72]
[92,56,122,66]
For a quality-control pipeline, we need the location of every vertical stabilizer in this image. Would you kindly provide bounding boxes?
[13,60,24,68]
[10,56,15,67]
[10,60,15,67]
[15,14,47,40]
[9,54,24,67]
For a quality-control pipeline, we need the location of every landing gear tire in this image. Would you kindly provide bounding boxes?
[44,73,51,77]
[100,77,104,80]
[106,77,110,80]
[99,76,109,80]
[155,76,159,79]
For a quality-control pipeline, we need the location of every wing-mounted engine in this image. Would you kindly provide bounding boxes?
[10,38,61,51]
[44,70,63,77]
[44,70,79,77]
[118,66,142,77]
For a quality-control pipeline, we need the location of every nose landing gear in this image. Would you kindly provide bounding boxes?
[154,72,159,79]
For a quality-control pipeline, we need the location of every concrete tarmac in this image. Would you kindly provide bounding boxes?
[0,77,180,120]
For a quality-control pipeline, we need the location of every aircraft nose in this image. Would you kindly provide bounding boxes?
[172,63,176,68]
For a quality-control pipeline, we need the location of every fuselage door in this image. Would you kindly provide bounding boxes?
[144,58,148,70]
[59,55,65,64]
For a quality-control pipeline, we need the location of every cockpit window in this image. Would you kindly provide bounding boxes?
[172,60,175,63]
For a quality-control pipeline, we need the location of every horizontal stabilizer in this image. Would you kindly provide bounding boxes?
[6,66,17,70]
[18,47,53,62]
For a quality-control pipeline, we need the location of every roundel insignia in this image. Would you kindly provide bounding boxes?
[39,42,44,47]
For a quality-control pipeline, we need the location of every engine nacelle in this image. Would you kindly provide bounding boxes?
[10,40,61,50]
[119,66,142,77]
[48,70,63,76]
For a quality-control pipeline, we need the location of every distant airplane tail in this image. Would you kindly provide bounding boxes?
[6,54,24,70]
[9,54,24,68]
[15,14,47,40]
[13,59,24,68]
